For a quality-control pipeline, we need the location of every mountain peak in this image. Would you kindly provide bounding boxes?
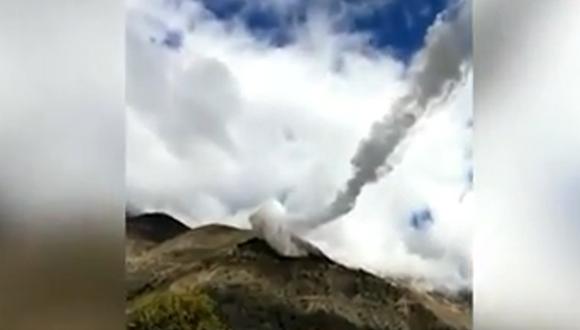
[126,213,471,330]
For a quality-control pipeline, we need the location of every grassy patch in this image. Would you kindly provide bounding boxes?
[128,289,228,330]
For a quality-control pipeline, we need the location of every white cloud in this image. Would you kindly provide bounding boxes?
[126,0,472,290]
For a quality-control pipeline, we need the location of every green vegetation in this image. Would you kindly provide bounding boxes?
[128,290,229,330]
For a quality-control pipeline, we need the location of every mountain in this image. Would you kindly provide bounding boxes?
[126,212,191,243]
[126,212,191,257]
[126,212,471,330]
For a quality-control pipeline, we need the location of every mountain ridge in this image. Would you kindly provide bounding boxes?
[126,212,471,330]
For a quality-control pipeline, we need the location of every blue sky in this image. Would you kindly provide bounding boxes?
[410,207,434,230]
[192,0,452,63]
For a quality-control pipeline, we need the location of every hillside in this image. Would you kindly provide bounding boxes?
[126,212,191,257]
[126,213,471,330]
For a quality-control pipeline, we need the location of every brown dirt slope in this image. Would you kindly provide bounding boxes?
[126,212,191,258]
[126,216,471,330]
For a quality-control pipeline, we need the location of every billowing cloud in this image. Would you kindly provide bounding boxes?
[126,0,472,291]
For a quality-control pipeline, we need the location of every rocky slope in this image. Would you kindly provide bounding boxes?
[126,213,471,330]
[126,212,190,255]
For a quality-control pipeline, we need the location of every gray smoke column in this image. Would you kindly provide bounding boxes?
[318,1,472,223]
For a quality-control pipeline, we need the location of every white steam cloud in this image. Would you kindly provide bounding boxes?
[127,0,472,291]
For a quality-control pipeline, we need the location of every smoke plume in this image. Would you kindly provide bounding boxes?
[319,1,472,223]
